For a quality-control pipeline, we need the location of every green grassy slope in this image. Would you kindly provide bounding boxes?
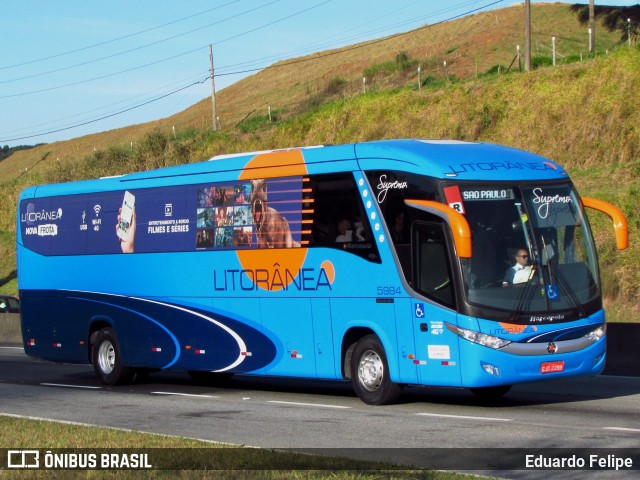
[0,3,628,181]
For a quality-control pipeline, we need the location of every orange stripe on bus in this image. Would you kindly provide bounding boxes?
[239,150,308,180]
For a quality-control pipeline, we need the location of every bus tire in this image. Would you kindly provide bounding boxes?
[92,328,133,386]
[469,385,512,398]
[350,334,403,405]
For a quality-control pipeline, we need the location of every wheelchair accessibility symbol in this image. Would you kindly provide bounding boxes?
[414,303,425,318]
[547,284,559,301]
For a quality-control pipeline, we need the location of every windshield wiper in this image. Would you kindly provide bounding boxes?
[539,235,587,318]
[507,263,539,323]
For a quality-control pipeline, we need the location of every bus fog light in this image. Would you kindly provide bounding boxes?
[481,362,501,377]
[593,353,604,367]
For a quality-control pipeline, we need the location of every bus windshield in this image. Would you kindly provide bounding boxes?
[449,183,600,320]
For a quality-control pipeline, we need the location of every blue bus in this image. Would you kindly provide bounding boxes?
[16,139,628,404]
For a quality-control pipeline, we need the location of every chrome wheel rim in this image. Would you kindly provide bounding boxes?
[357,349,384,392]
[97,340,115,374]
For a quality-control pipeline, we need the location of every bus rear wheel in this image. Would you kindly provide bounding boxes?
[350,334,403,405]
[92,328,133,386]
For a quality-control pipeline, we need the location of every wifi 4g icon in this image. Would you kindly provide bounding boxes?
[92,204,102,231]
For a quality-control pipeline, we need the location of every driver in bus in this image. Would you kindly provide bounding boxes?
[503,248,532,286]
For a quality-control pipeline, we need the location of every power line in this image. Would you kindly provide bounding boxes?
[0,0,282,84]
[0,77,210,143]
[0,47,205,99]
[0,0,242,71]
[0,0,479,139]
[214,0,506,78]
[213,0,495,75]
[0,0,505,143]
[0,0,333,99]
[0,72,210,136]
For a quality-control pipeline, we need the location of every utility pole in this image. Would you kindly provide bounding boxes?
[524,0,531,71]
[209,45,220,131]
[589,0,595,54]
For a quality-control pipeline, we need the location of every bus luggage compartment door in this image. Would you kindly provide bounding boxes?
[410,300,462,387]
[261,298,317,377]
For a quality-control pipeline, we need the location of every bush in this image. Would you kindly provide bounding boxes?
[531,55,554,69]
[325,76,347,95]
[481,64,508,76]
[364,51,419,78]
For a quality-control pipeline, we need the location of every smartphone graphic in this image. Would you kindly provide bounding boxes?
[117,191,135,241]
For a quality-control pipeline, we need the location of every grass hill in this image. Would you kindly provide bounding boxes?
[1,3,632,181]
[1,3,638,320]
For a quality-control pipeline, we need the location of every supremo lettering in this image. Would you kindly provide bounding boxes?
[214,267,332,291]
[531,187,572,219]
[376,175,408,203]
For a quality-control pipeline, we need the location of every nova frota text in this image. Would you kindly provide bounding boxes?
[214,267,332,291]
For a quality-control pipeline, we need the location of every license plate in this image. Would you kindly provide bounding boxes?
[540,360,565,374]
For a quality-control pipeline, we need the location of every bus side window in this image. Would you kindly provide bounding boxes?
[308,173,380,263]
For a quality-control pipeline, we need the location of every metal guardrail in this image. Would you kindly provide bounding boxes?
[0,313,22,343]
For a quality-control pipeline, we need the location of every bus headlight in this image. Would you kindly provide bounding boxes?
[446,324,511,350]
[584,325,605,342]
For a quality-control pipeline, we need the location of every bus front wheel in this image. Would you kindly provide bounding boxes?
[350,334,403,405]
[91,328,133,386]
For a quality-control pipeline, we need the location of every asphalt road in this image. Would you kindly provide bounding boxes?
[1,344,639,478]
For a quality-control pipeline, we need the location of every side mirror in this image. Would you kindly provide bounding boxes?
[582,197,628,250]
[404,199,472,258]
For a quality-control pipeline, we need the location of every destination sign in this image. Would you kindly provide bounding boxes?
[461,188,515,201]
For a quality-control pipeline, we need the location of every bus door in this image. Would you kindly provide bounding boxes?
[409,221,462,387]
